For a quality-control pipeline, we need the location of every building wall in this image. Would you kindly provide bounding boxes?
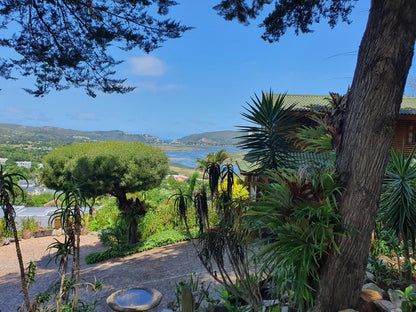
[393,116,416,155]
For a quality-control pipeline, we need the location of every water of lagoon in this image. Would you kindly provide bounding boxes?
[166,146,242,169]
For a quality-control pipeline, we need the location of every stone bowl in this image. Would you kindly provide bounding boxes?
[106,287,163,312]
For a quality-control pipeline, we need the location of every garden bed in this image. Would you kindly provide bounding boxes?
[33,229,53,238]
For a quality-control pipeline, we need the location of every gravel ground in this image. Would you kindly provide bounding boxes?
[0,235,218,312]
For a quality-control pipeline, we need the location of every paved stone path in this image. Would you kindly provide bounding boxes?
[0,235,217,312]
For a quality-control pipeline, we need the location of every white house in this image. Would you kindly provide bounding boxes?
[16,161,32,168]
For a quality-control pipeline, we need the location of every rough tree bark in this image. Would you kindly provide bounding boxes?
[7,203,32,311]
[117,193,146,245]
[314,1,416,311]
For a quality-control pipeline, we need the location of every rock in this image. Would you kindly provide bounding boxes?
[388,289,402,308]
[262,299,280,307]
[365,271,376,283]
[362,282,386,297]
[361,289,383,302]
[374,300,401,312]
[360,289,384,312]
[409,284,416,293]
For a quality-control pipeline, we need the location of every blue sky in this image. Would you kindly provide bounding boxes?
[1,1,416,140]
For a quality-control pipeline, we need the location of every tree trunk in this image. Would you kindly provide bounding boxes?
[116,193,145,245]
[128,220,138,245]
[314,1,416,311]
[73,203,81,309]
[7,203,32,311]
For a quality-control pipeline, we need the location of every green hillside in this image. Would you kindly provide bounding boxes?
[0,123,163,147]
[173,130,241,146]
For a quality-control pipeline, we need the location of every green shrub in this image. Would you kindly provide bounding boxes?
[370,229,400,258]
[368,256,403,288]
[141,200,216,239]
[30,193,54,207]
[141,202,182,237]
[398,286,416,312]
[140,230,188,249]
[88,198,119,231]
[142,187,174,207]
[20,216,37,232]
[99,217,128,248]
[85,229,190,264]
[0,218,8,237]
[244,169,344,311]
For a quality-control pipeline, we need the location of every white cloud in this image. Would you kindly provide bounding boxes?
[77,113,96,120]
[6,107,25,115]
[129,56,167,76]
[134,82,181,92]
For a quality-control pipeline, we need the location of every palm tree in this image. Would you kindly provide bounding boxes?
[237,90,300,171]
[379,147,416,279]
[0,166,31,311]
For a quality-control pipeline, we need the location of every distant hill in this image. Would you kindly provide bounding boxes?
[173,130,241,146]
[0,123,164,146]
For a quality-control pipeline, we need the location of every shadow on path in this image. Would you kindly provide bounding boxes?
[0,236,219,312]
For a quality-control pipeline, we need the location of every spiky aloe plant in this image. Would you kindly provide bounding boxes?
[49,187,91,310]
[196,149,231,170]
[0,166,31,311]
[172,160,263,311]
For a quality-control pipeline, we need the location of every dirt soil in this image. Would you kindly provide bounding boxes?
[0,234,219,312]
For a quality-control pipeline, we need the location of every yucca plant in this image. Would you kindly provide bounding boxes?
[0,166,32,311]
[237,90,300,171]
[379,147,416,280]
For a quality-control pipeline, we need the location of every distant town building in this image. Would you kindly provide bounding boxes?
[16,161,32,168]
[26,186,55,196]
[19,180,35,187]
[18,180,55,195]
[167,174,189,182]
[0,158,7,164]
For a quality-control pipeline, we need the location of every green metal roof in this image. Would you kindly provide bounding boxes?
[237,151,334,173]
[280,94,416,115]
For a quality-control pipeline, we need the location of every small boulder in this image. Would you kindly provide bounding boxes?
[365,271,375,283]
[374,300,401,312]
[362,282,386,297]
[387,289,402,309]
[361,289,383,302]
[360,289,383,312]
